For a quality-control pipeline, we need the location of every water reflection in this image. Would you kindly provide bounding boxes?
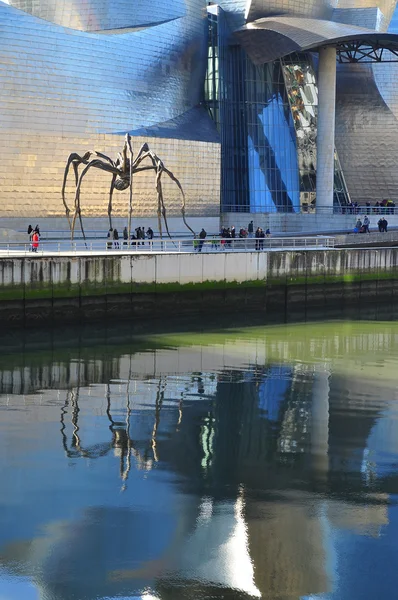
[0,320,398,599]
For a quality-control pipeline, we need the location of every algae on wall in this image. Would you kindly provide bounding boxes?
[0,248,396,303]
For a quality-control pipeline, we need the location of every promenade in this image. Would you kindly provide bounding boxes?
[0,235,335,257]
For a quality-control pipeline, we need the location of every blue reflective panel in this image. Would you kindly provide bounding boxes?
[389,3,398,32]
[247,95,300,213]
[247,137,273,212]
[205,8,300,213]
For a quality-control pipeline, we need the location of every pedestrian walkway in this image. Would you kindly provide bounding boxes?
[0,236,335,257]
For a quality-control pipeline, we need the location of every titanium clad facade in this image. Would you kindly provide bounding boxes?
[4,0,187,31]
[210,0,398,210]
[1,0,398,221]
[246,0,334,21]
[0,0,220,220]
[334,2,398,204]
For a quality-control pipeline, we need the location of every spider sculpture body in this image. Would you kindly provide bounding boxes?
[62,133,195,240]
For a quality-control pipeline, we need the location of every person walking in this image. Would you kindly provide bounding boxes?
[113,228,120,249]
[248,220,254,238]
[31,229,39,253]
[363,215,370,233]
[255,227,261,250]
[198,228,207,252]
[259,228,265,250]
[225,227,232,247]
[107,228,113,249]
[146,226,154,249]
[27,224,33,250]
[123,226,128,247]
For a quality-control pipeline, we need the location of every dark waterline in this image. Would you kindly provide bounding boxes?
[1,314,398,599]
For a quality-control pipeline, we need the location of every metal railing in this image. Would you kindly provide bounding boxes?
[221,205,398,215]
[0,236,335,256]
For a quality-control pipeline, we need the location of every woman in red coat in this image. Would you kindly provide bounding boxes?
[31,230,39,252]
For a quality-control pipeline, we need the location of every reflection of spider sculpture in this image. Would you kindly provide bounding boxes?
[62,133,195,240]
[60,378,168,490]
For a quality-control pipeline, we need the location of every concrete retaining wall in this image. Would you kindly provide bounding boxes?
[334,230,398,247]
[0,248,397,326]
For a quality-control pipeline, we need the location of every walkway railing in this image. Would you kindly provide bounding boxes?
[0,236,335,256]
[221,205,398,215]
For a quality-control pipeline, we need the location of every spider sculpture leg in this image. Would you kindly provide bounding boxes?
[162,166,196,236]
[108,174,117,230]
[131,141,151,168]
[157,184,163,240]
[72,159,120,240]
[133,145,195,238]
[127,135,134,242]
[133,147,170,240]
[63,151,116,237]
[155,168,172,240]
[62,152,92,227]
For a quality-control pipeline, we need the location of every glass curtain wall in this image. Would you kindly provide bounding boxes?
[205,6,300,213]
[205,7,350,214]
[281,53,350,211]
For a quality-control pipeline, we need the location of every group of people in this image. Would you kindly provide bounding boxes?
[377,217,388,232]
[354,216,370,233]
[219,222,270,241]
[197,222,271,251]
[373,200,396,214]
[344,200,396,215]
[107,225,154,249]
[220,226,236,240]
[354,215,389,234]
[27,224,40,252]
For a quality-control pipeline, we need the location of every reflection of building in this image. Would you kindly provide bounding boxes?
[1,1,398,226]
[2,324,398,599]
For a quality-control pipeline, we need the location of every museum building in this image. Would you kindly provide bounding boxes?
[1,0,398,225]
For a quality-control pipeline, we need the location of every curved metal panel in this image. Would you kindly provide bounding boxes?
[0,0,220,219]
[216,0,397,31]
[337,0,397,30]
[235,16,398,63]
[332,7,386,31]
[246,0,334,22]
[4,0,186,31]
[0,2,207,133]
[335,63,398,204]
[373,4,398,120]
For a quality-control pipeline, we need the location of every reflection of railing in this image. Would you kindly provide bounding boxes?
[0,236,335,255]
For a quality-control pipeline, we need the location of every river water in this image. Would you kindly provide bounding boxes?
[0,318,398,600]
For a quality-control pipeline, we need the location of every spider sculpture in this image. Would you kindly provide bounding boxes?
[62,133,195,240]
